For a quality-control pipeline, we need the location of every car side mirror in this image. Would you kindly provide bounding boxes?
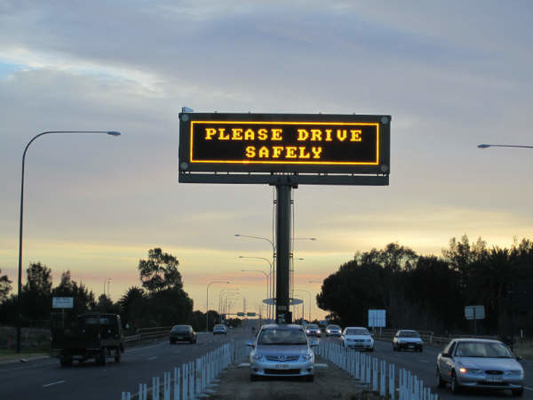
[246,341,255,348]
[516,355,523,361]
[441,352,450,358]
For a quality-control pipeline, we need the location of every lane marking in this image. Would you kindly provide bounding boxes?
[148,356,157,360]
[315,363,329,368]
[418,359,430,363]
[525,386,533,391]
[43,380,65,388]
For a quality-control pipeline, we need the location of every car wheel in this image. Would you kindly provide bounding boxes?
[250,374,258,381]
[511,388,524,397]
[451,371,461,393]
[435,368,446,388]
[305,375,314,382]
[114,348,121,363]
[419,347,423,353]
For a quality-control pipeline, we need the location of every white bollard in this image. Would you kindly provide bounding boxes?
[139,383,147,400]
[152,376,160,400]
[380,360,386,396]
[174,367,180,400]
[182,363,188,400]
[164,372,171,400]
[388,363,395,400]
[372,357,378,391]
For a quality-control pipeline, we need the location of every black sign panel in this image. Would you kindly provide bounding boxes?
[179,113,390,185]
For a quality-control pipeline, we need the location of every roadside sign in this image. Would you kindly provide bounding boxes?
[246,312,256,317]
[179,112,391,185]
[53,297,73,309]
[368,309,386,327]
[465,305,485,320]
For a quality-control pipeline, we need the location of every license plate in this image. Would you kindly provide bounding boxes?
[408,345,414,348]
[275,364,290,369]
[486,376,502,382]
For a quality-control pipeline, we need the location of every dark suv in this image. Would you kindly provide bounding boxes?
[169,325,197,344]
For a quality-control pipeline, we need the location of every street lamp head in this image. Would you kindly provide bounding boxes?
[106,131,121,136]
[478,144,490,149]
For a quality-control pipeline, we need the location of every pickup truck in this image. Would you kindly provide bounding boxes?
[51,313,125,366]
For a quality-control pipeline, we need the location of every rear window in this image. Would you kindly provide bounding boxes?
[345,328,370,335]
[172,325,191,332]
[400,331,420,338]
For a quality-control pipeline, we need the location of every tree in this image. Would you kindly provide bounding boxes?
[52,270,96,320]
[119,286,146,329]
[0,268,12,303]
[20,262,53,325]
[138,248,183,293]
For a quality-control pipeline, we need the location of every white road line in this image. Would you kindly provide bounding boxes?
[148,356,157,360]
[43,380,65,388]
[314,363,329,368]
[525,386,533,391]
[418,359,430,363]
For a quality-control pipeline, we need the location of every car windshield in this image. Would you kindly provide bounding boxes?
[214,325,225,329]
[455,342,513,358]
[328,325,340,330]
[307,324,318,329]
[345,328,369,335]
[172,325,190,332]
[400,331,420,337]
[258,328,308,345]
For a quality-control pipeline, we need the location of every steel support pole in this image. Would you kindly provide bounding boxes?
[275,184,292,323]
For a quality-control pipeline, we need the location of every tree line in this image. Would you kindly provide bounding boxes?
[0,248,230,333]
[317,236,533,339]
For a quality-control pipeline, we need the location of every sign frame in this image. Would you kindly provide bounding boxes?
[178,112,390,185]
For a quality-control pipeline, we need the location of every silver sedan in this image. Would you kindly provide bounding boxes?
[436,338,524,397]
[247,324,317,381]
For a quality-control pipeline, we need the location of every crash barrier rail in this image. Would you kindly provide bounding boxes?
[317,340,438,400]
[373,328,502,346]
[120,340,249,400]
[123,327,173,343]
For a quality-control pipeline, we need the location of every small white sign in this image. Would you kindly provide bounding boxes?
[368,309,386,327]
[465,305,485,320]
[53,297,74,309]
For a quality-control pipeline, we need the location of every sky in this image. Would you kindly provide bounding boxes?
[1,0,532,322]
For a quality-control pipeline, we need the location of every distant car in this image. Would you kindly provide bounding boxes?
[342,327,374,351]
[213,324,228,335]
[305,324,321,337]
[436,338,524,396]
[247,324,317,381]
[393,329,423,352]
[169,325,197,344]
[325,324,342,337]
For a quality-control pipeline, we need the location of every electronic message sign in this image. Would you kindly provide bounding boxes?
[179,112,390,185]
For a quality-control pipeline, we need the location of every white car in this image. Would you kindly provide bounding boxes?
[342,327,374,351]
[247,324,317,381]
[393,329,423,352]
[213,324,228,335]
[436,338,524,396]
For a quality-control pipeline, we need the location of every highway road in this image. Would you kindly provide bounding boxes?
[1,330,531,400]
[0,329,251,400]
[323,336,533,399]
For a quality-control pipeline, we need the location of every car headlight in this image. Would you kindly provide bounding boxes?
[301,352,314,362]
[252,353,264,361]
[459,367,482,374]
[505,370,524,377]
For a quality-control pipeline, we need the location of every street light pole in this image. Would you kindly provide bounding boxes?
[206,281,230,332]
[17,130,121,354]
[239,256,273,320]
[295,289,312,322]
[241,269,269,320]
[478,144,533,149]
